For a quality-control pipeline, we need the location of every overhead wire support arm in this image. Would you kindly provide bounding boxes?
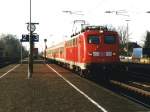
[62,10,84,15]
[105,10,130,17]
[62,10,85,36]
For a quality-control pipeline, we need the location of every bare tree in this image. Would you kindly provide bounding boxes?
[143,31,150,48]
[117,26,127,45]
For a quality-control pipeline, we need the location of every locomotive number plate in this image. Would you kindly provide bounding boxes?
[93,52,99,56]
[106,52,112,56]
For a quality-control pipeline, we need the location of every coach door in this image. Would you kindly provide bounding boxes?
[73,38,78,64]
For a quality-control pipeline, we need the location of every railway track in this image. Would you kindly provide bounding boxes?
[109,80,150,108]
[108,69,150,108]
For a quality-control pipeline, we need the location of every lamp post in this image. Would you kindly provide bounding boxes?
[44,39,47,61]
[125,19,130,58]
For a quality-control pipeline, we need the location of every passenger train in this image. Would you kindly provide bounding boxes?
[46,26,120,78]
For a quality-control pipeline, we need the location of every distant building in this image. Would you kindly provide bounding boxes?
[126,42,141,56]
[128,42,141,49]
[132,48,142,59]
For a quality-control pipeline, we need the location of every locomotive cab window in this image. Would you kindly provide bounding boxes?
[104,35,116,44]
[88,35,100,44]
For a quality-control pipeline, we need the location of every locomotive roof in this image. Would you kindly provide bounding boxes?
[69,29,117,39]
[70,25,117,37]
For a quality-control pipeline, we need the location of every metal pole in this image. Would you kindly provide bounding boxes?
[126,20,130,62]
[127,22,129,61]
[21,41,22,64]
[44,42,46,61]
[44,39,47,61]
[28,0,33,78]
[127,21,128,56]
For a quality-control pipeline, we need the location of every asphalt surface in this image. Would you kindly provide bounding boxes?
[0,63,149,112]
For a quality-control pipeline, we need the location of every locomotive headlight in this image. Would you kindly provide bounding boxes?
[112,52,116,56]
[99,30,103,33]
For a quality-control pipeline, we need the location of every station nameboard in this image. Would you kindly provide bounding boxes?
[21,34,39,42]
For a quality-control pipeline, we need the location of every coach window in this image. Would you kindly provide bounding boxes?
[104,35,116,44]
[88,35,100,44]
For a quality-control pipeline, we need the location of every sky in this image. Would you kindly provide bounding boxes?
[0,0,150,52]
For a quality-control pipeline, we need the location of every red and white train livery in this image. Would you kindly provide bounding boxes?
[46,26,120,77]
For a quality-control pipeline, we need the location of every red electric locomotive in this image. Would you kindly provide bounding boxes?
[46,26,120,78]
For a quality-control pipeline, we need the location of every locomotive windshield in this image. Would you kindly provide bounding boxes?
[88,35,100,44]
[104,35,116,44]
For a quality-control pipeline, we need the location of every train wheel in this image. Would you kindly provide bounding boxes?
[79,69,88,78]
[84,70,91,79]
[79,69,84,77]
[79,69,90,78]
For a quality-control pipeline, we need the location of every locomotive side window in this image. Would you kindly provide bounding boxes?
[104,35,116,44]
[88,35,100,44]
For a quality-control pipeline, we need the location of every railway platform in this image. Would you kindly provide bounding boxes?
[0,61,149,112]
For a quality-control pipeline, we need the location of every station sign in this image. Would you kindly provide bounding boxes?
[32,35,39,42]
[21,34,29,42]
[21,34,39,42]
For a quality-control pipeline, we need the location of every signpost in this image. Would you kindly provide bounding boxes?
[21,0,39,79]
